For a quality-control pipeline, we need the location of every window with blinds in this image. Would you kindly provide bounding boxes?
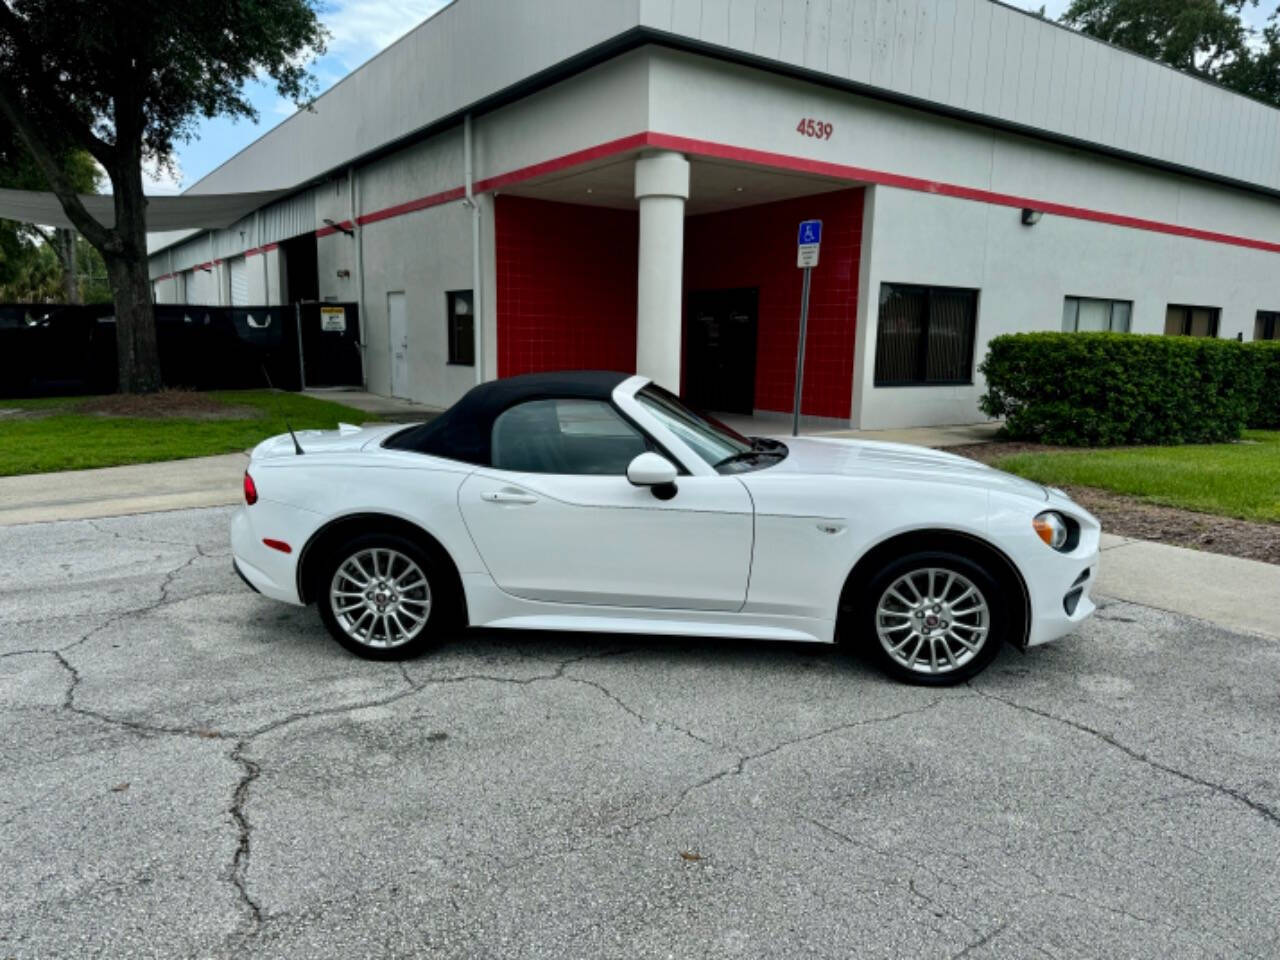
[1164,304,1220,337]
[873,284,979,387]
[1062,296,1132,332]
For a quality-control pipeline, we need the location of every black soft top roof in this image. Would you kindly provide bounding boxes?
[383,370,633,465]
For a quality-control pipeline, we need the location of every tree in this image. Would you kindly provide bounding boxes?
[0,1,326,392]
[1061,0,1280,109]
[0,120,101,302]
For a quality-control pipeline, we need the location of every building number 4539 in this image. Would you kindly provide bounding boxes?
[797,118,834,139]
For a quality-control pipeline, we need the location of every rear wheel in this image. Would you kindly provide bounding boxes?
[860,551,1006,685]
[317,533,449,660]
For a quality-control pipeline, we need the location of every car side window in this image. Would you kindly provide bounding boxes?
[491,399,648,475]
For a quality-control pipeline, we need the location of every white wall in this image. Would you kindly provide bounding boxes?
[174,0,1280,197]
[647,49,1280,428]
[648,49,1280,246]
[854,184,1280,429]
[358,199,478,407]
[185,0,645,194]
[186,267,217,305]
[637,0,1280,194]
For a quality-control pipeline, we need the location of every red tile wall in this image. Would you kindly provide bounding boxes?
[495,195,638,377]
[684,188,864,419]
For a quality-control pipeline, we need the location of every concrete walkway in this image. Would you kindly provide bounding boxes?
[718,412,1003,447]
[302,388,441,422]
[0,453,248,526]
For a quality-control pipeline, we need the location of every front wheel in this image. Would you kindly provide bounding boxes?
[317,533,448,660]
[860,551,1006,685]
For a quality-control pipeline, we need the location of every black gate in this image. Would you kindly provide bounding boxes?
[296,301,363,388]
[0,302,316,396]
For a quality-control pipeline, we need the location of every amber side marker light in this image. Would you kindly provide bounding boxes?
[262,539,292,554]
[1033,511,1069,550]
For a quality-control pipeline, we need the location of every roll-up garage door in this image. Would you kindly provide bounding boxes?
[229,256,249,306]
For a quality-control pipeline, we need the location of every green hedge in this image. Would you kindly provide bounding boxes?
[978,333,1279,445]
[1251,341,1280,429]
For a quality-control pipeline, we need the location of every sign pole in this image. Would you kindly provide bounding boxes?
[792,219,822,437]
[792,266,812,437]
[294,302,307,391]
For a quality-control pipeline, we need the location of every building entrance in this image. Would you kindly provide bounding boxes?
[684,287,758,415]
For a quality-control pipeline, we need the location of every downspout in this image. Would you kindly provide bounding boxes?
[350,166,368,388]
[464,112,483,385]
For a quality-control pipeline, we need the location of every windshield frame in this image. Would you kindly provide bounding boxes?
[630,383,787,475]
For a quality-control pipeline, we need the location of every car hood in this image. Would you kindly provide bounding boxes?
[250,422,408,460]
[756,436,1048,501]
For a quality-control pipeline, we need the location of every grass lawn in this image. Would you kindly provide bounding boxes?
[0,390,373,477]
[992,430,1280,524]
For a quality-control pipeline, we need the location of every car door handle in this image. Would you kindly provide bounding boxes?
[481,491,538,505]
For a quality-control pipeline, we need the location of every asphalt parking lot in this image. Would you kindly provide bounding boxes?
[3,506,1278,958]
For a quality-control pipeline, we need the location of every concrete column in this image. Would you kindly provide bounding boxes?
[634,151,689,391]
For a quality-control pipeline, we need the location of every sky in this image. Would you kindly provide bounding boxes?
[148,0,1272,194]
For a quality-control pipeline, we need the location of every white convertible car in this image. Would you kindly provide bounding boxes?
[232,371,1099,684]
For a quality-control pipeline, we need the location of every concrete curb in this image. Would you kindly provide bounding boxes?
[1095,533,1280,641]
[0,452,248,526]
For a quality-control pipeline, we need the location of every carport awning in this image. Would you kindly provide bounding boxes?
[0,187,288,231]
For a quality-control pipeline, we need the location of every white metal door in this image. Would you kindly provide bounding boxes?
[229,256,249,306]
[387,291,409,399]
[458,472,754,611]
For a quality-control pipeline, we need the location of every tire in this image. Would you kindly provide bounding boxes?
[858,550,1007,686]
[316,532,452,661]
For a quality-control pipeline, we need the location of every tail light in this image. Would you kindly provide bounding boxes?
[244,471,258,505]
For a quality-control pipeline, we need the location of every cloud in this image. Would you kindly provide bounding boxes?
[320,0,454,71]
[143,157,185,195]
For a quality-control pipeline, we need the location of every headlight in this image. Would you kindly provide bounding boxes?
[1033,511,1070,551]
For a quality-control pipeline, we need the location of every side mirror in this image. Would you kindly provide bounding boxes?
[626,452,678,499]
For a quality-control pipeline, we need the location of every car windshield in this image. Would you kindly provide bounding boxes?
[635,385,787,473]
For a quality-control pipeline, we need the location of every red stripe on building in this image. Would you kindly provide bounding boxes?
[474,132,651,193]
[208,131,1280,264]
[315,219,354,238]
[356,187,466,226]
[348,130,1280,257]
[642,132,1280,255]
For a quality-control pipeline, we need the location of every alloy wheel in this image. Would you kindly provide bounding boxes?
[874,567,990,675]
[329,547,432,649]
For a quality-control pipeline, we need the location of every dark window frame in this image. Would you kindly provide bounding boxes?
[873,283,979,388]
[446,289,475,366]
[1255,311,1280,341]
[1164,303,1221,338]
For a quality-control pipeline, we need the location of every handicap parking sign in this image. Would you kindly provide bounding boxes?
[798,220,822,245]
[797,219,822,268]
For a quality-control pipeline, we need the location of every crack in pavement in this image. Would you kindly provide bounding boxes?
[561,673,720,749]
[39,644,633,942]
[950,920,1008,959]
[85,517,227,554]
[228,740,265,938]
[606,697,947,839]
[970,686,1280,828]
